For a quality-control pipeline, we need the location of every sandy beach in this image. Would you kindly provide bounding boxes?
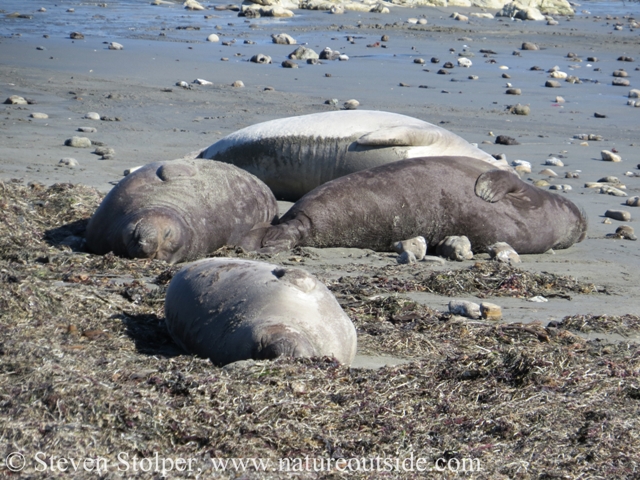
[1,0,640,477]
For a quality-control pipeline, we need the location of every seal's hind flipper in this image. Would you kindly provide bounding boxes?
[156,162,198,181]
[356,125,441,147]
[475,170,521,203]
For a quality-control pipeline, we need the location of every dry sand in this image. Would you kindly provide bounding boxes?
[1,1,640,477]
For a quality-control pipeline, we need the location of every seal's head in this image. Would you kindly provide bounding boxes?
[122,209,190,263]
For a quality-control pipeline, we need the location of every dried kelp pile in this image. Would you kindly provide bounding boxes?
[1,180,639,479]
[560,314,640,337]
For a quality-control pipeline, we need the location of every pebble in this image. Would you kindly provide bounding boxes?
[539,168,558,177]
[605,209,631,221]
[272,33,296,45]
[626,196,640,206]
[480,302,502,321]
[108,42,124,50]
[58,158,78,168]
[207,34,219,42]
[77,126,97,133]
[545,157,564,167]
[431,57,440,64]
[84,112,101,120]
[4,95,28,105]
[30,112,48,119]
[495,135,519,145]
[533,179,550,187]
[601,150,622,162]
[414,58,425,64]
[449,300,481,319]
[94,146,115,156]
[613,70,629,77]
[338,54,349,62]
[397,251,417,265]
[289,46,318,60]
[613,78,631,87]
[521,42,539,50]
[545,80,561,88]
[393,236,427,260]
[281,60,298,68]
[407,17,418,24]
[506,88,521,95]
[64,136,92,148]
[381,35,389,42]
[231,80,245,87]
[488,242,521,264]
[251,54,272,64]
[510,104,530,115]
[555,96,565,103]
[436,236,473,261]
[343,99,359,110]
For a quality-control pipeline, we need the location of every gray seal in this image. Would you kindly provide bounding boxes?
[198,110,508,201]
[241,156,587,255]
[86,159,277,263]
[165,258,357,366]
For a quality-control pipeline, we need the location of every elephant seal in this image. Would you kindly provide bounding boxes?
[85,159,277,263]
[198,110,508,201]
[241,156,587,255]
[165,258,357,366]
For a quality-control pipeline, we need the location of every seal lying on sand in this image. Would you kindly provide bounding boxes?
[240,156,587,255]
[165,258,357,366]
[198,110,508,201]
[86,159,277,263]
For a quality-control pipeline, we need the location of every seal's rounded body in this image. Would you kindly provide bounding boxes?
[165,258,357,366]
[86,159,277,263]
[199,110,507,201]
[245,156,587,255]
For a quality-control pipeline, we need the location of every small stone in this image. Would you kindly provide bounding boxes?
[480,302,502,321]
[338,54,349,61]
[64,136,92,148]
[515,165,531,174]
[436,236,473,261]
[281,60,298,68]
[288,46,318,60]
[626,196,640,206]
[94,146,115,156]
[545,157,564,167]
[272,33,296,45]
[414,58,425,64]
[108,42,124,50]
[510,104,530,115]
[594,112,607,118]
[393,236,427,260]
[555,96,565,103]
[521,42,539,50]
[613,69,629,77]
[84,112,101,120]
[495,135,519,146]
[533,179,549,187]
[545,80,561,88]
[77,126,97,133]
[381,35,389,42]
[343,99,359,110]
[488,242,521,264]
[58,158,78,167]
[431,57,440,64]
[469,75,479,80]
[603,218,612,224]
[407,17,418,24]
[605,209,631,222]
[251,54,272,64]
[30,112,48,119]
[207,34,219,42]
[506,88,521,95]
[539,168,558,177]
[231,80,245,87]
[397,251,417,265]
[613,78,631,87]
[449,300,481,319]
[4,95,28,105]
[601,150,622,162]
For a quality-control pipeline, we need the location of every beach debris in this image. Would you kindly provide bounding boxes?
[627,196,640,206]
[206,34,219,42]
[231,80,245,87]
[108,42,124,50]
[251,54,272,64]
[343,99,359,110]
[488,242,521,264]
[289,46,318,60]
[605,210,631,221]
[480,302,502,321]
[84,112,101,120]
[449,300,481,319]
[608,225,637,241]
[436,236,473,261]
[414,58,425,64]
[545,157,564,167]
[394,236,427,261]
[601,150,622,162]
[521,42,539,51]
[58,158,78,168]
[4,95,27,105]
[64,136,92,148]
[495,135,520,145]
[272,33,296,45]
[70,32,84,39]
[29,112,48,119]
[397,251,417,265]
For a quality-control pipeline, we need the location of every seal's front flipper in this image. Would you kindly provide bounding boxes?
[156,162,198,181]
[357,126,441,147]
[475,170,522,203]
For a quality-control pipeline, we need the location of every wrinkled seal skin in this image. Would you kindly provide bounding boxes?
[243,156,587,255]
[85,159,278,264]
[198,110,508,201]
[165,258,357,366]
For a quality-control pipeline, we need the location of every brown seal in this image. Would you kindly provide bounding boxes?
[241,156,587,255]
[165,258,357,366]
[86,159,277,263]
